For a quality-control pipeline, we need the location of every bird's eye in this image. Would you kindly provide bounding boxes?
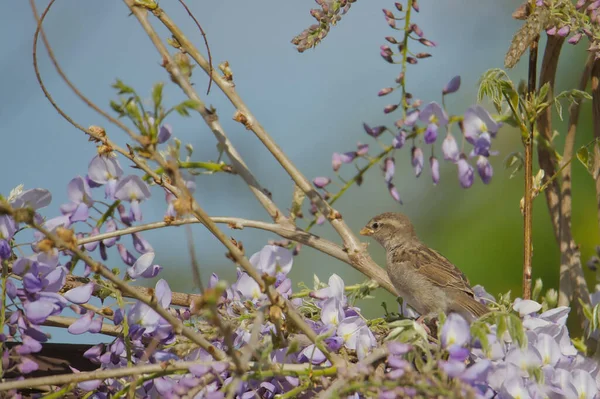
[371,222,380,229]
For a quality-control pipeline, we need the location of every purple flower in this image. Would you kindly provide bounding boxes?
[17,357,39,374]
[87,155,124,199]
[132,232,153,254]
[0,216,16,241]
[513,299,542,316]
[404,110,420,126]
[457,155,474,188]
[568,32,583,44]
[388,183,402,203]
[419,103,449,142]
[128,279,172,333]
[332,152,356,171]
[471,132,493,157]
[384,157,395,183]
[24,300,56,324]
[313,177,331,189]
[463,105,500,143]
[10,188,52,210]
[441,313,470,348]
[60,177,94,223]
[411,147,424,177]
[117,244,136,266]
[0,240,10,260]
[392,131,406,149]
[337,316,377,359]
[312,274,346,304]
[235,272,262,300]
[442,133,460,162]
[249,245,293,276]
[114,175,151,222]
[157,124,172,144]
[356,143,369,156]
[430,156,440,185]
[102,219,118,248]
[128,252,162,279]
[443,76,461,95]
[68,311,94,335]
[556,26,570,37]
[363,123,385,137]
[423,123,438,144]
[64,283,94,304]
[476,156,493,184]
[321,297,344,326]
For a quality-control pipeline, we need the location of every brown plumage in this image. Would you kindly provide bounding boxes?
[360,212,489,322]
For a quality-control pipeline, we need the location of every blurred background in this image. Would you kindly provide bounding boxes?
[1,1,598,342]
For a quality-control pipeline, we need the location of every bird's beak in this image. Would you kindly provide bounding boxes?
[359,227,374,236]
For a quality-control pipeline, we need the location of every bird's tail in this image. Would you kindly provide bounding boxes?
[450,293,490,322]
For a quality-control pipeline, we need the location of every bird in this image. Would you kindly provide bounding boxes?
[359,212,489,323]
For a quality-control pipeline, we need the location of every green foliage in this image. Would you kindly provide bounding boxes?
[478,68,518,114]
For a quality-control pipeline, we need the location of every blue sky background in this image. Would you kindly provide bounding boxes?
[2,1,597,342]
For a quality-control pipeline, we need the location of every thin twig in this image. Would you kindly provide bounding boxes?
[176,0,214,95]
[0,357,332,392]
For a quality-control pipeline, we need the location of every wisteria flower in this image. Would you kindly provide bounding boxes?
[249,245,293,276]
[59,177,94,223]
[411,146,424,177]
[442,133,460,162]
[114,175,151,221]
[419,102,448,144]
[10,188,52,210]
[87,155,124,199]
[457,155,474,188]
[463,105,499,144]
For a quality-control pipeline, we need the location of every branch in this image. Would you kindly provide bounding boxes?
[76,217,350,266]
[592,58,600,239]
[558,54,594,307]
[536,34,591,324]
[122,2,343,365]
[521,21,538,300]
[44,315,122,337]
[133,2,397,296]
[0,357,332,392]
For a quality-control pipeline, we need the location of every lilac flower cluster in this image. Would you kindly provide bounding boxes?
[311,1,503,205]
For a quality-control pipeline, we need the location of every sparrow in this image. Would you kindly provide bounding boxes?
[360,212,489,322]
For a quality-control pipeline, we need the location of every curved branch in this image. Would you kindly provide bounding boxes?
[130,2,397,297]
[77,216,350,265]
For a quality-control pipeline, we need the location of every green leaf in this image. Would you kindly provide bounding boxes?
[152,82,164,109]
[591,303,600,336]
[577,147,590,172]
[531,278,543,302]
[579,299,593,322]
[112,79,135,95]
[504,152,524,179]
[496,314,507,341]
[538,82,550,102]
[109,100,125,116]
[507,313,527,348]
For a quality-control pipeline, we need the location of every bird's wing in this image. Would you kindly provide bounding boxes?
[392,244,475,297]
